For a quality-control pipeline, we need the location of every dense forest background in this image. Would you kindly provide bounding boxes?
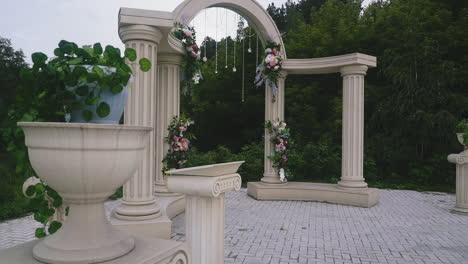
[1,0,467,220]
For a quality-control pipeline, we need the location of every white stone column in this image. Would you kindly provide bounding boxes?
[448,151,468,215]
[338,65,369,189]
[261,72,287,184]
[167,162,243,264]
[114,25,162,220]
[154,54,183,195]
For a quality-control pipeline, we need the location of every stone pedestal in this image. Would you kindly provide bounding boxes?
[338,65,369,189]
[167,162,244,264]
[112,25,165,232]
[261,72,287,184]
[448,151,468,215]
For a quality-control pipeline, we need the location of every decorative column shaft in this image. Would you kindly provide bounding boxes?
[154,54,183,195]
[338,65,369,189]
[261,72,287,184]
[167,162,243,264]
[114,25,162,220]
[448,151,468,215]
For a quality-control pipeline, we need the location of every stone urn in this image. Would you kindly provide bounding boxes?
[18,122,152,264]
[457,133,468,151]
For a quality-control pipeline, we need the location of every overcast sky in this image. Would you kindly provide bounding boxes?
[1,0,373,63]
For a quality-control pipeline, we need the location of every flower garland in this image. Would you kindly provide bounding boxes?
[265,120,291,182]
[172,23,203,93]
[255,41,284,102]
[162,115,195,174]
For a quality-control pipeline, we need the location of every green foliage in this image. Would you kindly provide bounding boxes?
[26,40,151,122]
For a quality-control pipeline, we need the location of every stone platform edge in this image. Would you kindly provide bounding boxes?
[247,182,379,208]
[0,237,189,264]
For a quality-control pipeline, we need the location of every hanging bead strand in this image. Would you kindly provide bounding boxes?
[242,31,245,102]
[225,8,228,69]
[203,9,207,62]
[215,8,218,74]
[248,27,252,53]
[256,34,259,66]
[233,13,237,73]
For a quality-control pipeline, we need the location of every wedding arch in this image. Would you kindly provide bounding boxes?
[111,0,379,236]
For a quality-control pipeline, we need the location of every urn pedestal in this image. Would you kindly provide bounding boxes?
[18,122,152,264]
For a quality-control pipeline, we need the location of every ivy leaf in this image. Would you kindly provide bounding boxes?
[139,58,152,72]
[54,48,63,57]
[32,52,48,66]
[83,46,94,56]
[65,206,70,216]
[93,66,104,78]
[73,66,88,79]
[68,57,83,65]
[35,228,47,238]
[48,221,62,234]
[75,86,89,97]
[25,185,36,197]
[93,43,103,55]
[87,72,99,83]
[124,48,137,62]
[82,110,93,121]
[34,212,48,224]
[97,102,111,118]
[52,196,63,208]
[111,85,123,94]
[85,96,100,105]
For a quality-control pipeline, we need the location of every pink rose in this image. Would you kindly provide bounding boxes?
[190,51,199,58]
[172,136,180,142]
[180,138,190,151]
[269,60,277,67]
[184,30,193,38]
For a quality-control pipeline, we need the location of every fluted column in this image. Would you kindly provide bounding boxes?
[448,151,468,215]
[261,72,287,184]
[114,25,162,220]
[338,65,369,189]
[155,54,183,195]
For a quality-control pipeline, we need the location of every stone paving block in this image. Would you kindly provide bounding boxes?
[1,190,468,264]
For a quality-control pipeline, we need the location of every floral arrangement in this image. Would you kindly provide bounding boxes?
[172,23,203,93]
[162,115,195,173]
[255,41,284,102]
[265,120,291,182]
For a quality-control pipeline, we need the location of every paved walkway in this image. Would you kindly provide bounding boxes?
[1,189,468,264]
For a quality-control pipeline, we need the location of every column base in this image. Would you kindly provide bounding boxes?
[110,214,172,240]
[113,199,162,221]
[248,182,379,208]
[337,177,368,189]
[451,207,468,216]
[261,173,288,185]
[155,183,181,197]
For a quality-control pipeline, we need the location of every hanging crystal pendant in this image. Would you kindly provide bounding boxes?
[248,48,252,53]
[215,70,218,74]
[203,57,208,62]
[225,65,228,69]
[233,67,237,72]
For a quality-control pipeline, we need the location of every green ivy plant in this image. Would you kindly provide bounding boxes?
[23,178,68,238]
[29,40,152,121]
[456,119,468,148]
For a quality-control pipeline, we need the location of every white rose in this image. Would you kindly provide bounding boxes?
[265,48,272,53]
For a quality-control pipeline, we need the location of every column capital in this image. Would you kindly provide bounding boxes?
[119,24,163,44]
[340,65,368,77]
[448,153,468,165]
[158,53,184,65]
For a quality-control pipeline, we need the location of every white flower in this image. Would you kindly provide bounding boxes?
[186,46,193,52]
[274,65,280,71]
[279,168,286,182]
[265,48,272,53]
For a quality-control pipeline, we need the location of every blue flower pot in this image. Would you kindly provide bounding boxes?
[71,85,129,124]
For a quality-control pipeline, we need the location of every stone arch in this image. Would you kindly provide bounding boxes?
[172,0,287,58]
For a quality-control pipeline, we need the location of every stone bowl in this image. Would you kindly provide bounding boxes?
[18,122,152,264]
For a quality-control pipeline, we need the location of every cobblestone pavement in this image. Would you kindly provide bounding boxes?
[1,189,468,264]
